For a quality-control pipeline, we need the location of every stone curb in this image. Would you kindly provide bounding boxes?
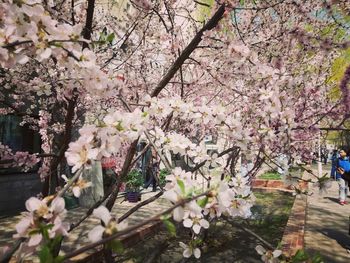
[253,179,308,256]
[280,195,307,256]
[252,179,308,190]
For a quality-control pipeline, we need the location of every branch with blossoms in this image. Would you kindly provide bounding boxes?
[64,161,255,261]
[62,190,210,261]
[0,168,85,262]
[0,143,40,172]
[69,107,197,232]
[4,195,70,263]
[119,95,174,172]
[0,100,40,119]
[0,39,91,50]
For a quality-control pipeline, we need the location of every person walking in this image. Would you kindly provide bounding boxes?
[322,148,329,165]
[335,148,350,205]
[330,149,338,179]
[143,148,159,192]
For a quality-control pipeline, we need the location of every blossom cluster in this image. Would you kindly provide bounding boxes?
[0,0,117,97]
[163,168,254,258]
[0,143,39,172]
[65,95,247,174]
[14,196,68,250]
[88,206,127,243]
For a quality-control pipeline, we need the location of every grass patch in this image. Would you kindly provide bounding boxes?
[242,191,295,245]
[259,171,281,180]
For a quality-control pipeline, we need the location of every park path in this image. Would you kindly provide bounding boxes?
[304,164,350,263]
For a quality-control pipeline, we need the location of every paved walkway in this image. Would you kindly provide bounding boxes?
[0,190,170,262]
[304,165,350,263]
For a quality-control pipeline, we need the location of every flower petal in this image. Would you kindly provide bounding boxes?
[163,190,178,203]
[93,206,111,225]
[193,224,201,234]
[179,242,187,250]
[15,217,31,235]
[183,248,192,258]
[88,225,105,242]
[200,219,210,229]
[51,197,65,214]
[28,234,42,247]
[273,250,282,258]
[194,248,201,259]
[72,186,81,197]
[61,174,69,182]
[255,245,266,255]
[25,197,42,212]
[117,220,128,231]
[37,48,52,61]
[173,207,184,222]
[183,218,193,228]
[187,201,202,215]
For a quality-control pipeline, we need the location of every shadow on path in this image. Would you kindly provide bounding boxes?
[324,196,340,204]
[305,171,350,263]
[320,228,350,250]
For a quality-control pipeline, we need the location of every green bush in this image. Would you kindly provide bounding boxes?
[126,169,143,192]
[159,168,170,187]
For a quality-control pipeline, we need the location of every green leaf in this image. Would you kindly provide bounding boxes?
[311,253,324,263]
[163,219,176,237]
[53,255,64,263]
[39,222,54,241]
[49,235,63,251]
[108,240,124,254]
[106,33,115,43]
[42,227,50,241]
[28,229,41,236]
[39,245,53,263]
[115,121,124,131]
[177,179,185,195]
[193,238,203,246]
[160,214,171,221]
[98,31,107,42]
[197,196,208,208]
[291,249,309,262]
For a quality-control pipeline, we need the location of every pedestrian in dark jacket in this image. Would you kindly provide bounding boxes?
[330,149,338,179]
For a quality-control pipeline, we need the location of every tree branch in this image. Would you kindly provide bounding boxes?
[150,4,226,97]
[82,0,96,49]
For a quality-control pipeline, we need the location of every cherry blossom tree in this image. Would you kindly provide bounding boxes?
[0,0,349,262]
